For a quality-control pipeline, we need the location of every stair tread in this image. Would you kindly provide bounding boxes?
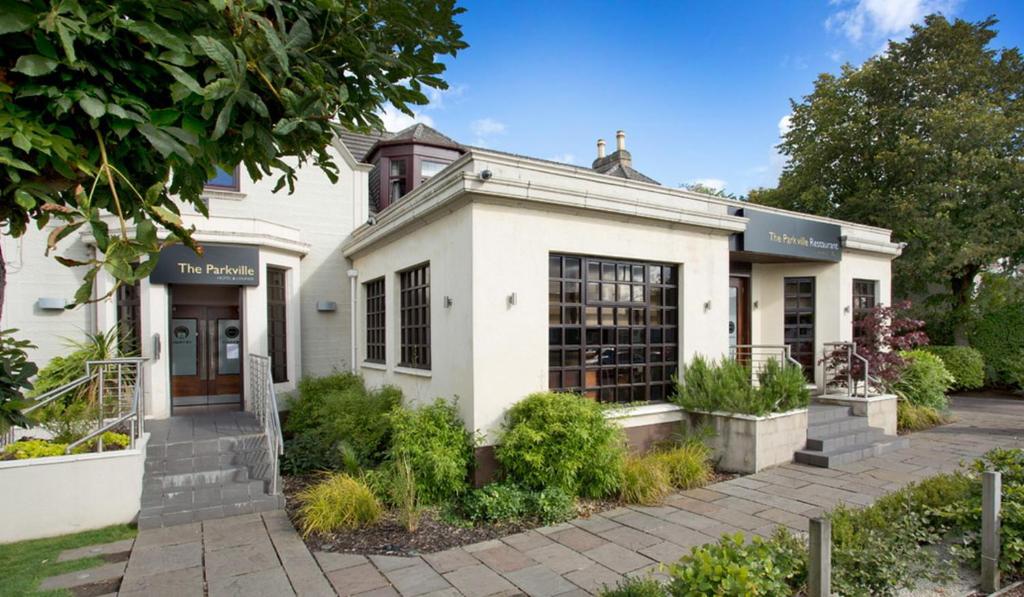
[806,426,885,441]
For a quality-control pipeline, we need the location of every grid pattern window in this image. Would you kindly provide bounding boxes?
[784,277,815,380]
[116,280,142,355]
[389,159,407,205]
[852,279,878,343]
[365,278,386,363]
[266,267,288,382]
[548,254,679,404]
[399,263,430,369]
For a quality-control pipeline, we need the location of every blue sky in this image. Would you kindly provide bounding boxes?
[379,1,1024,195]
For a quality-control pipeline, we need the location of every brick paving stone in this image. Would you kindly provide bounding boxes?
[704,507,770,531]
[39,562,127,591]
[329,563,390,596]
[662,510,721,531]
[714,496,771,515]
[608,510,665,532]
[356,588,401,597]
[208,566,295,597]
[552,589,590,597]
[627,505,679,518]
[570,516,622,534]
[700,522,745,540]
[524,543,595,575]
[638,541,690,564]
[316,551,369,572]
[382,562,452,597]
[205,540,279,579]
[418,589,462,597]
[721,477,771,490]
[627,563,671,584]
[535,523,575,536]
[680,487,728,502]
[549,527,608,552]
[463,538,506,552]
[503,529,555,553]
[646,522,714,548]
[443,564,518,597]
[505,564,578,597]
[125,541,201,577]
[424,548,479,574]
[564,562,623,594]
[118,566,204,597]
[663,494,722,515]
[473,544,537,573]
[132,523,202,549]
[57,538,134,562]
[754,508,810,532]
[583,543,654,574]
[596,525,662,550]
[370,554,424,571]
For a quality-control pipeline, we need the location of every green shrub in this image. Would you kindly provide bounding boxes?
[496,392,625,498]
[654,441,713,490]
[600,577,667,597]
[923,346,985,391]
[673,356,807,416]
[756,358,811,412]
[30,328,126,399]
[619,455,671,505]
[282,374,402,471]
[2,439,68,459]
[971,301,1024,388]
[527,486,576,525]
[667,529,806,597]
[297,473,382,537]
[387,398,475,504]
[461,483,529,523]
[72,431,132,453]
[897,401,948,433]
[391,458,421,532]
[892,349,953,411]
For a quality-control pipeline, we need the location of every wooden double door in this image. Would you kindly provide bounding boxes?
[728,276,751,356]
[170,302,242,411]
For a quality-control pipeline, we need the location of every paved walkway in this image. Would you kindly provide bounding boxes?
[119,395,1024,596]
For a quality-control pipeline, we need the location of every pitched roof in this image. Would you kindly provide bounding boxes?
[337,129,386,163]
[593,161,660,185]
[384,123,461,149]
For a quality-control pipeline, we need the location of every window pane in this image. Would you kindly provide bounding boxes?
[207,167,238,189]
[420,160,446,179]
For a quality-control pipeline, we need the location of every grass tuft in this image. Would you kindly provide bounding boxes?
[297,473,382,537]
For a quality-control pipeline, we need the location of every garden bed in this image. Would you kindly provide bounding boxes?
[682,407,808,474]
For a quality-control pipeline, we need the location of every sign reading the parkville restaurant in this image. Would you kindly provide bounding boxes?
[738,208,842,262]
[150,244,259,286]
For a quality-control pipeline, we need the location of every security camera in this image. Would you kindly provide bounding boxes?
[479,169,493,181]
[366,215,377,226]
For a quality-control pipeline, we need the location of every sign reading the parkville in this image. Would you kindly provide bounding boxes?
[738,208,842,262]
[150,244,259,286]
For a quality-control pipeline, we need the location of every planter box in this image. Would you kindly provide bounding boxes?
[682,408,808,474]
[815,394,898,436]
[0,433,148,543]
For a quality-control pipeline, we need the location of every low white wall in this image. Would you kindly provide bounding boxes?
[683,408,808,473]
[816,394,898,436]
[0,434,148,543]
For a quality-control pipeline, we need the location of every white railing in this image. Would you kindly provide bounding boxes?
[822,341,880,398]
[248,354,284,495]
[3,358,146,452]
[729,344,805,381]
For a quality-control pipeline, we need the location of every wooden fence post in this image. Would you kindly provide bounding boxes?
[982,470,1002,594]
[809,517,831,597]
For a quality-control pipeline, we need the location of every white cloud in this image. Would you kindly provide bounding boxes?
[426,84,467,110]
[548,153,576,165]
[826,0,959,43]
[778,114,793,138]
[692,178,727,192]
[378,105,434,132]
[471,117,506,136]
[828,49,844,63]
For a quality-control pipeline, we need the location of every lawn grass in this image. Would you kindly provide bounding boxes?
[0,524,137,597]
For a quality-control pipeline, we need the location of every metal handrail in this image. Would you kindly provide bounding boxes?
[249,354,284,495]
[22,374,96,414]
[730,344,805,370]
[65,379,143,454]
[822,341,876,398]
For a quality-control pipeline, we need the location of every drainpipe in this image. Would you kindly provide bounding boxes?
[347,268,358,372]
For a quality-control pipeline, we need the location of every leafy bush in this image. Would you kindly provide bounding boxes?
[970,301,1024,388]
[666,529,806,597]
[654,441,713,491]
[600,577,667,597]
[496,392,625,498]
[619,455,671,505]
[923,346,985,391]
[892,349,953,410]
[897,402,948,433]
[391,458,421,532]
[0,331,37,434]
[2,439,68,460]
[673,356,807,416]
[460,483,529,523]
[36,399,97,444]
[30,328,126,399]
[282,374,402,472]
[387,398,475,504]
[75,431,131,452]
[527,486,576,525]
[297,474,382,537]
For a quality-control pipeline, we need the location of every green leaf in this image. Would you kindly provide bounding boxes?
[151,205,183,228]
[12,55,58,76]
[90,220,109,252]
[136,123,191,162]
[11,132,30,153]
[0,0,36,35]
[124,20,187,53]
[195,35,240,82]
[149,108,180,126]
[211,95,235,140]
[14,190,34,210]
[160,62,203,95]
[135,218,157,246]
[78,96,106,119]
[73,269,97,304]
[256,18,289,71]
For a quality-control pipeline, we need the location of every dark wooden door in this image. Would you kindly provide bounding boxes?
[170,304,242,409]
[784,277,815,380]
[728,276,751,359]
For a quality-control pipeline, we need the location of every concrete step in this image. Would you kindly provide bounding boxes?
[807,404,853,425]
[142,479,269,511]
[794,436,910,468]
[807,416,871,438]
[146,465,251,491]
[145,434,267,461]
[805,426,887,452]
[137,493,284,530]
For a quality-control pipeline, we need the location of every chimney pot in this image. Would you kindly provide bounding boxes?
[616,130,626,151]
[597,139,606,159]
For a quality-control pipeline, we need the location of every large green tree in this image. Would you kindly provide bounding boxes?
[751,15,1024,343]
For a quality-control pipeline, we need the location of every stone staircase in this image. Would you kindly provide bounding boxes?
[794,403,909,468]
[139,413,284,530]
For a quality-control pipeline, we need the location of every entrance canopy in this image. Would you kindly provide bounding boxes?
[730,208,842,263]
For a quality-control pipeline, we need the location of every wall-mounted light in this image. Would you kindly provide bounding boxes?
[444,296,454,308]
[507,292,517,307]
[753,300,759,310]
[37,297,67,311]
[317,301,338,312]
[703,300,712,313]
[844,305,851,314]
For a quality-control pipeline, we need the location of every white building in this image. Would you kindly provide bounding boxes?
[4,124,899,464]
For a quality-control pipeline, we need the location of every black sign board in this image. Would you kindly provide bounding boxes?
[150,244,259,286]
[737,209,842,262]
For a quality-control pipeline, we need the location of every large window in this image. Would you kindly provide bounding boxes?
[784,277,815,379]
[365,277,386,363]
[549,254,679,404]
[266,267,288,382]
[116,280,141,355]
[388,159,407,205]
[399,263,430,369]
[206,166,240,191]
[852,279,878,344]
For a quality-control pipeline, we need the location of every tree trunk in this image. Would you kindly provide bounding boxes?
[950,264,981,346]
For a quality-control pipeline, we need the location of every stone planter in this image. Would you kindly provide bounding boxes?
[815,394,898,436]
[681,408,809,474]
[0,434,148,542]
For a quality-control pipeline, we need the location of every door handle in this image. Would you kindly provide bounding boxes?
[197,320,207,381]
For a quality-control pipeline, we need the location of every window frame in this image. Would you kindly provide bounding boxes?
[266,266,288,383]
[398,262,431,370]
[852,278,878,344]
[364,277,386,364]
[205,166,241,192]
[783,276,816,380]
[116,279,142,355]
[387,158,408,206]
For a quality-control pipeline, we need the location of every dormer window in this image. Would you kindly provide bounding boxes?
[389,159,407,202]
[365,124,465,214]
[421,160,447,181]
[206,166,240,191]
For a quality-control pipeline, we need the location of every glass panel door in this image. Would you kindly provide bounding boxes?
[784,277,815,380]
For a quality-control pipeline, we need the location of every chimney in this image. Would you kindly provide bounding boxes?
[616,130,626,152]
[596,139,606,159]
[591,129,633,171]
